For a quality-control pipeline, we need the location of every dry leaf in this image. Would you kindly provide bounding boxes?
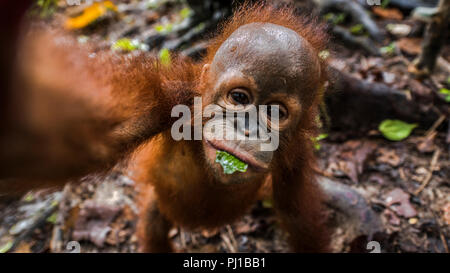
[326,141,376,183]
[385,188,417,218]
[409,79,432,97]
[417,133,436,153]
[12,241,32,253]
[372,7,403,20]
[201,228,219,238]
[386,24,411,36]
[396,38,422,55]
[384,209,401,226]
[377,148,401,167]
[65,1,117,30]
[72,200,120,247]
[443,203,450,225]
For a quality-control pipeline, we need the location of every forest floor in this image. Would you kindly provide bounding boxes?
[0,0,449,253]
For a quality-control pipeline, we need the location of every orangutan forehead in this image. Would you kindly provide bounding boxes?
[211,22,321,90]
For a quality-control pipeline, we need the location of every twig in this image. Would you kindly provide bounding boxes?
[431,210,449,253]
[425,114,446,138]
[180,228,187,249]
[220,232,237,253]
[190,233,198,245]
[437,57,450,74]
[414,148,441,195]
[447,119,450,144]
[226,225,238,252]
[50,184,72,252]
[440,232,449,253]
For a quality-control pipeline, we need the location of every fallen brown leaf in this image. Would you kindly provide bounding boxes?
[396,38,422,55]
[372,7,403,20]
[72,200,121,247]
[201,228,219,238]
[385,188,417,218]
[443,203,450,225]
[12,241,32,253]
[408,79,432,97]
[417,133,436,153]
[384,209,401,226]
[377,148,402,167]
[328,140,377,183]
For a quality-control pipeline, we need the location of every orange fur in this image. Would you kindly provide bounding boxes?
[2,2,330,252]
[133,3,330,252]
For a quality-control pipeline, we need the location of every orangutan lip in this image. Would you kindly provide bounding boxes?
[206,139,269,172]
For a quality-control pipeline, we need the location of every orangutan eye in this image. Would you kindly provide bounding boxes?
[229,89,251,105]
[268,103,288,120]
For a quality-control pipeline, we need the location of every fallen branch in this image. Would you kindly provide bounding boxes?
[332,25,381,55]
[225,225,238,252]
[383,0,438,10]
[425,114,446,137]
[411,0,450,76]
[163,11,223,51]
[220,232,237,253]
[447,119,450,143]
[414,148,441,195]
[325,66,440,130]
[315,0,384,41]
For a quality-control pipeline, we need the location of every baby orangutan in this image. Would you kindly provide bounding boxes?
[133,5,330,252]
[0,3,330,252]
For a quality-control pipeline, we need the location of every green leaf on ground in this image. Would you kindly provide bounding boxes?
[439,88,450,103]
[154,23,173,34]
[180,7,192,19]
[46,212,58,224]
[0,241,13,253]
[350,24,365,35]
[380,42,396,55]
[379,119,418,141]
[324,13,346,25]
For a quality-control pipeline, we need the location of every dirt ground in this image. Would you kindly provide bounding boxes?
[1,132,448,253]
[0,0,448,253]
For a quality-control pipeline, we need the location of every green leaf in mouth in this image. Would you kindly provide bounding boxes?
[215,150,248,175]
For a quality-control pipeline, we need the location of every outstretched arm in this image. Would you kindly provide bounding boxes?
[0,26,198,195]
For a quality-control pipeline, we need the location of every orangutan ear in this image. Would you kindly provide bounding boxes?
[200,64,210,85]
